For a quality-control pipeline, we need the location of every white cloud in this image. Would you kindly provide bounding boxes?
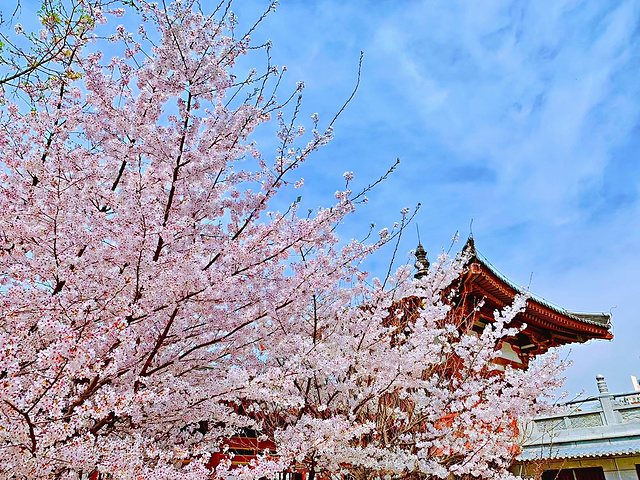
[363,0,640,232]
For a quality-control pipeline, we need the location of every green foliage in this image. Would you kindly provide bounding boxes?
[0,0,103,87]
[38,2,64,27]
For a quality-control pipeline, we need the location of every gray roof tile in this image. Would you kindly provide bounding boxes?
[518,437,640,461]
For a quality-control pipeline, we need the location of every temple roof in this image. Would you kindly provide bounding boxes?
[454,238,613,349]
[518,436,640,461]
[463,238,612,331]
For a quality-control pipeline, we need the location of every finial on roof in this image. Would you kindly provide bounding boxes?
[414,244,429,279]
[464,236,476,254]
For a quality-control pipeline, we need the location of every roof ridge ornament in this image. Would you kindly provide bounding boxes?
[464,235,476,255]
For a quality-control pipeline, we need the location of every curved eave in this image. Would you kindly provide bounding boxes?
[463,259,612,343]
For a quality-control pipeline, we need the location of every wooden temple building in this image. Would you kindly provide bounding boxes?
[416,237,613,370]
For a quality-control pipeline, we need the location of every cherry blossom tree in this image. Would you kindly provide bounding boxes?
[0,1,564,479]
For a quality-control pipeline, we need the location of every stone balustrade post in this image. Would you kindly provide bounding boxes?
[596,374,618,425]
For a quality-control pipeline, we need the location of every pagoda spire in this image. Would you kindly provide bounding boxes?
[414,244,429,279]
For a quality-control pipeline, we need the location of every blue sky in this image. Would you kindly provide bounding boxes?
[231,0,640,398]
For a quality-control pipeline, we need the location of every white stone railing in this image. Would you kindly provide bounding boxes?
[523,375,640,446]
